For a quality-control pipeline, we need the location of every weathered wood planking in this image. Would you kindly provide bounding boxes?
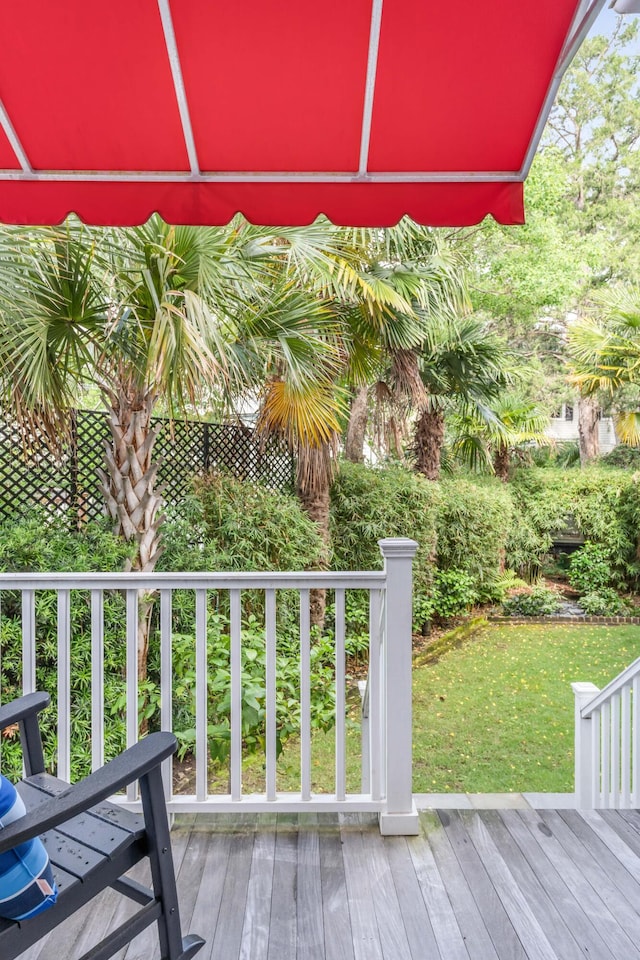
[16,808,640,960]
[477,810,586,960]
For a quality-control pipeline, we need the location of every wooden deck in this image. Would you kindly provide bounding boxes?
[17,806,640,960]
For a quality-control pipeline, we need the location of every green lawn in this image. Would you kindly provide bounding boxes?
[235,622,640,796]
[411,622,640,793]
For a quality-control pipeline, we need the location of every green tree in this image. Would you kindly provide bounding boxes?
[464,21,640,449]
[450,393,550,481]
[410,315,514,480]
[257,222,469,623]
[0,218,358,667]
[568,286,640,447]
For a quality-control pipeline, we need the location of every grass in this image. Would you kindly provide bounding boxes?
[233,622,640,796]
[411,622,640,793]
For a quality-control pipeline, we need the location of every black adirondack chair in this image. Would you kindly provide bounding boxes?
[0,692,205,960]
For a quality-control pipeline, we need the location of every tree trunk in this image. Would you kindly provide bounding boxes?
[344,386,368,463]
[296,443,333,630]
[493,443,510,482]
[578,395,599,466]
[97,387,165,575]
[413,408,445,480]
[97,386,165,715]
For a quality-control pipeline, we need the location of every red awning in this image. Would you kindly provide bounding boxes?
[0,0,605,228]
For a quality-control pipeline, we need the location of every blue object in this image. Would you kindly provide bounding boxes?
[0,774,57,920]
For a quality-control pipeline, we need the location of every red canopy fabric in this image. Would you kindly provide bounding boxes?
[0,0,604,228]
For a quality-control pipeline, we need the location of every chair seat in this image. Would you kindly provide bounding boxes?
[0,774,149,951]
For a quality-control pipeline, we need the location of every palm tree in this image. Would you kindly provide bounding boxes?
[450,393,550,480]
[341,227,472,464]
[253,222,467,625]
[568,287,640,446]
[0,218,350,666]
[409,315,514,480]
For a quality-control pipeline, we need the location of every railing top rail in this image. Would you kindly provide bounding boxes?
[580,654,640,718]
[0,570,387,591]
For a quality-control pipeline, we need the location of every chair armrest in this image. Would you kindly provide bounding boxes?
[0,731,177,856]
[0,692,50,730]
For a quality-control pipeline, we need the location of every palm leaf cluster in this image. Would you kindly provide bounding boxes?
[569,287,640,446]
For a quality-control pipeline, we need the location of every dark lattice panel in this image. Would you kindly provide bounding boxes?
[0,418,75,519]
[0,411,294,526]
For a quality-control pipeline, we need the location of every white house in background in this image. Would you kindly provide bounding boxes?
[547,402,618,453]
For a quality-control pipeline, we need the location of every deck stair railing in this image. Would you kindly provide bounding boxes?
[573,657,640,807]
[0,537,418,835]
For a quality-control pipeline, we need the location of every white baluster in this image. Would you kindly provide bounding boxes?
[90,589,104,772]
[634,677,640,806]
[126,589,138,802]
[368,588,383,801]
[265,589,277,801]
[56,590,71,782]
[230,589,242,801]
[621,685,631,807]
[335,588,346,802]
[160,589,173,801]
[195,588,208,802]
[611,692,621,807]
[602,700,611,808]
[300,588,311,801]
[21,589,36,695]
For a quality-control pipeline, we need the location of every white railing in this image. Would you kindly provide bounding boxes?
[0,538,418,835]
[573,656,640,807]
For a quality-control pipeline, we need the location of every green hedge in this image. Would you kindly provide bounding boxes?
[508,466,640,587]
[330,463,514,623]
[436,478,512,599]
[329,461,439,592]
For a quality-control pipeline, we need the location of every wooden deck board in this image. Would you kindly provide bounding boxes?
[15,807,640,960]
[239,813,276,960]
[477,810,586,960]
[443,810,529,960]
[267,814,298,960]
[296,813,325,960]
[458,810,557,960]
[422,809,500,960]
[319,817,355,960]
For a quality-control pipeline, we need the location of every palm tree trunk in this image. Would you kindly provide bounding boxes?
[578,395,599,466]
[296,443,333,630]
[414,408,445,480]
[345,386,368,463]
[493,443,510,481]
[97,387,165,575]
[97,386,165,709]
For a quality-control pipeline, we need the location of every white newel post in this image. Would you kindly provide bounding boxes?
[572,681,600,808]
[378,538,419,835]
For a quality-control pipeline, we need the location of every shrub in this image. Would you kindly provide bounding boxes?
[568,542,615,594]
[163,615,337,765]
[506,469,567,579]
[0,501,336,782]
[436,478,512,599]
[530,442,580,468]
[579,589,629,617]
[507,466,640,589]
[600,445,640,469]
[330,461,439,629]
[430,569,477,620]
[192,472,323,572]
[502,585,562,617]
[0,512,133,778]
[182,473,325,636]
